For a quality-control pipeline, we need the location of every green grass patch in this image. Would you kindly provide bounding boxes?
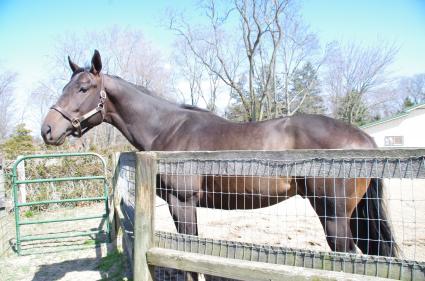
[97,250,130,281]
[98,250,121,271]
[83,239,100,246]
[23,210,34,218]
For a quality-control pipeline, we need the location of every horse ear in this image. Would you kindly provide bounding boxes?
[68,56,81,73]
[90,49,102,75]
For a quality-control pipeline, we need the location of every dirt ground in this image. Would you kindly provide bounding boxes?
[0,204,130,281]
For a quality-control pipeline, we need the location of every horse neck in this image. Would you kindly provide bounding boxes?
[102,75,181,150]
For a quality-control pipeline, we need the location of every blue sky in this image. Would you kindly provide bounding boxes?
[302,0,425,75]
[0,0,424,129]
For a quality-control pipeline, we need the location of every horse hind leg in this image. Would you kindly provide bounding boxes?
[302,178,358,253]
[316,204,358,253]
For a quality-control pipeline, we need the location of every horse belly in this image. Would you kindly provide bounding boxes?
[202,176,296,210]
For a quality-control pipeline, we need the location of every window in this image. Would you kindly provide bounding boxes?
[384,136,404,146]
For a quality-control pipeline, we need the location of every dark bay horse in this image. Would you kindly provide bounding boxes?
[41,50,398,260]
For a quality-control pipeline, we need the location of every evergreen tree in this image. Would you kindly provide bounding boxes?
[290,62,324,115]
[402,96,415,110]
[336,90,370,126]
[1,123,36,158]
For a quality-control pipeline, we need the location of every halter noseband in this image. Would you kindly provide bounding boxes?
[50,74,107,137]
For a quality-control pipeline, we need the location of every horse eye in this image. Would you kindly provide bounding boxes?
[79,86,89,93]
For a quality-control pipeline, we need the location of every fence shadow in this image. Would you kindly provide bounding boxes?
[31,257,104,281]
[153,269,242,281]
[29,217,126,281]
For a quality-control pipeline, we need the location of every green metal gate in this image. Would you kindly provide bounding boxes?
[11,152,110,255]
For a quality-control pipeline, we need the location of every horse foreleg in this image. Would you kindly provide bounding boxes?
[167,192,200,281]
[167,192,199,235]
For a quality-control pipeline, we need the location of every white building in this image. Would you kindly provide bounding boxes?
[361,103,425,148]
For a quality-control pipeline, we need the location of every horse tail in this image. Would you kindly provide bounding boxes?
[350,178,399,257]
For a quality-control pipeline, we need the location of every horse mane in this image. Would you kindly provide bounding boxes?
[179,104,211,113]
[109,75,152,93]
[109,75,213,114]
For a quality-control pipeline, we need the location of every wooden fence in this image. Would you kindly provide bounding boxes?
[112,149,425,281]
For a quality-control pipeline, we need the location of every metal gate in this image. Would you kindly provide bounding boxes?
[11,152,110,255]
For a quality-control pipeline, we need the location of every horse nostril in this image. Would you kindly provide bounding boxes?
[41,124,52,139]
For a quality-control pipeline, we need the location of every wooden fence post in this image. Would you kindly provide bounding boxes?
[133,152,157,281]
[109,152,121,244]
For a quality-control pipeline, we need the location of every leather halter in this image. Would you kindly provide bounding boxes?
[50,74,107,137]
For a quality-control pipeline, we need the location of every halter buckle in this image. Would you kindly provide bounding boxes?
[71,118,81,128]
[100,90,106,99]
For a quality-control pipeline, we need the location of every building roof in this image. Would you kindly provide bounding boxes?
[361,103,425,129]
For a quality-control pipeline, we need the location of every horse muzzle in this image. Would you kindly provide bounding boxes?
[41,123,67,145]
[41,109,74,145]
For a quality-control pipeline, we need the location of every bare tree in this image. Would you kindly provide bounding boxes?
[398,73,425,105]
[172,38,205,105]
[30,80,63,127]
[90,26,172,96]
[170,0,290,121]
[324,40,399,125]
[172,38,223,111]
[202,71,222,112]
[272,12,325,117]
[0,69,17,140]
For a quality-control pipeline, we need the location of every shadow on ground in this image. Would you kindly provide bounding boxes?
[10,215,131,281]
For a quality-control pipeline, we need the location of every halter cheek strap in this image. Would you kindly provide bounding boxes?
[50,74,107,138]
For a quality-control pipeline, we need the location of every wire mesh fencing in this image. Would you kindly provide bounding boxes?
[114,150,425,281]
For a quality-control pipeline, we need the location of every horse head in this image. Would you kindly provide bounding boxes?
[41,50,106,145]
